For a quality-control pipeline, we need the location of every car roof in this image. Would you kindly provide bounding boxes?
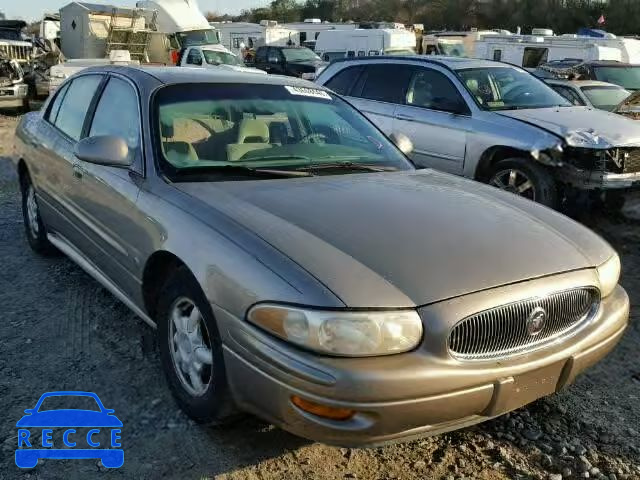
[330,55,513,70]
[81,64,323,88]
[545,79,624,88]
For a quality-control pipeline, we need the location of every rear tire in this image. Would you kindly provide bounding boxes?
[488,157,559,209]
[157,267,238,425]
[20,173,58,256]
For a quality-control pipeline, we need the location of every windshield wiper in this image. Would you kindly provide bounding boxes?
[173,165,313,179]
[297,161,398,173]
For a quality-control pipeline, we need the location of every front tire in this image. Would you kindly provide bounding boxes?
[488,158,558,209]
[21,174,57,255]
[157,267,237,424]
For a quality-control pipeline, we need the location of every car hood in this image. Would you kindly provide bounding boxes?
[16,410,123,427]
[497,106,640,148]
[177,171,612,308]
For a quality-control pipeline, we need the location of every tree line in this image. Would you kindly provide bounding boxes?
[206,0,640,36]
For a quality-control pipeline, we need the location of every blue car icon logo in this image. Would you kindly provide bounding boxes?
[16,391,123,469]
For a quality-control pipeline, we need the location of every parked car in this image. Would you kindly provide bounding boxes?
[178,45,265,75]
[534,59,640,91]
[0,56,29,111]
[14,65,628,447]
[316,56,640,209]
[252,45,326,78]
[544,79,631,112]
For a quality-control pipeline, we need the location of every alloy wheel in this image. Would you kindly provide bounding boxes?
[168,297,213,397]
[490,168,536,201]
[26,185,40,238]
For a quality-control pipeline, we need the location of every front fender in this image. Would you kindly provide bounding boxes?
[134,180,344,319]
[463,112,563,179]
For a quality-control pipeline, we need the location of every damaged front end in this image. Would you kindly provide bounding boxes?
[540,130,640,190]
[0,52,29,108]
[0,53,24,87]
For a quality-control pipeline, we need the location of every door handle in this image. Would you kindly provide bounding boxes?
[396,113,418,122]
[72,165,83,179]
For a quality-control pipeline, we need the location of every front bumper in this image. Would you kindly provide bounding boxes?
[560,168,640,190]
[0,83,27,107]
[215,273,629,447]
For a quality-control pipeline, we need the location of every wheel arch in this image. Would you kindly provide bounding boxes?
[474,146,533,182]
[141,250,192,319]
[17,158,29,187]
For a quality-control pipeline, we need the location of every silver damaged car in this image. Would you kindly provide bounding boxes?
[316,56,640,210]
[14,66,629,446]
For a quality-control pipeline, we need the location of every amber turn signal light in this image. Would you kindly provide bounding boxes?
[291,396,355,421]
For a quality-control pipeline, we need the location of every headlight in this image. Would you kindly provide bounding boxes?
[247,304,423,356]
[596,254,621,298]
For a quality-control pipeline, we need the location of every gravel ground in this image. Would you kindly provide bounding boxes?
[0,112,639,480]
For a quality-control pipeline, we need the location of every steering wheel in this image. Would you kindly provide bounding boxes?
[502,84,533,102]
[299,133,328,144]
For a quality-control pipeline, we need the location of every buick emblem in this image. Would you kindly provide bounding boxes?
[526,307,546,336]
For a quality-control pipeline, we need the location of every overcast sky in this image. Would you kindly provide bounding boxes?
[2,0,267,22]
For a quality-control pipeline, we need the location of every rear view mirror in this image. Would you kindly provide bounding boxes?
[389,132,414,155]
[74,135,132,167]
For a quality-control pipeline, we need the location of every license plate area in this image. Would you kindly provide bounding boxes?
[483,360,566,416]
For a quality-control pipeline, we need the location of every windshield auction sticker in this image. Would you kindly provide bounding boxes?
[284,86,332,100]
[15,391,124,469]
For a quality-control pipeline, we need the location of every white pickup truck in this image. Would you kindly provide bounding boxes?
[178,45,265,74]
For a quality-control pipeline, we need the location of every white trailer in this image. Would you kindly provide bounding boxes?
[422,30,497,57]
[315,28,416,62]
[475,33,640,68]
[211,21,298,56]
[59,2,149,59]
[282,19,356,49]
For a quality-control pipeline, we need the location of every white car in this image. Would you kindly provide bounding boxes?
[179,45,266,74]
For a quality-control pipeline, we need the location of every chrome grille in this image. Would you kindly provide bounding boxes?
[623,149,640,174]
[448,287,600,360]
[0,44,31,61]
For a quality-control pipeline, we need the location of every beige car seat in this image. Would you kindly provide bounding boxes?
[161,119,199,164]
[226,118,272,161]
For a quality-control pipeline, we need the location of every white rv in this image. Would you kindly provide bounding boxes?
[421,30,498,57]
[315,28,416,62]
[137,0,231,63]
[282,19,356,49]
[211,21,298,56]
[475,32,640,69]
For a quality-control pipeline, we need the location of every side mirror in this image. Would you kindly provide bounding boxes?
[390,132,414,155]
[74,135,132,167]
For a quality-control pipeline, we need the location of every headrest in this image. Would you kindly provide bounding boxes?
[238,119,269,143]
[160,119,174,138]
[466,78,479,92]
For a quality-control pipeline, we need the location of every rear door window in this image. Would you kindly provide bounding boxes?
[405,68,467,113]
[46,82,70,125]
[357,64,414,104]
[53,75,103,141]
[323,66,363,95]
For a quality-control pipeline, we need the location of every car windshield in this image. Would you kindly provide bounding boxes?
[176,29,220,47]
[594,66,640,91]
[456,66,571,111]
[438,40,466,57]
[203,50,244,66]
[581,85,631,111]
[281,48,320,62]
[37,395,101,412]
[0,28,21,41]
[155,83,412,180]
